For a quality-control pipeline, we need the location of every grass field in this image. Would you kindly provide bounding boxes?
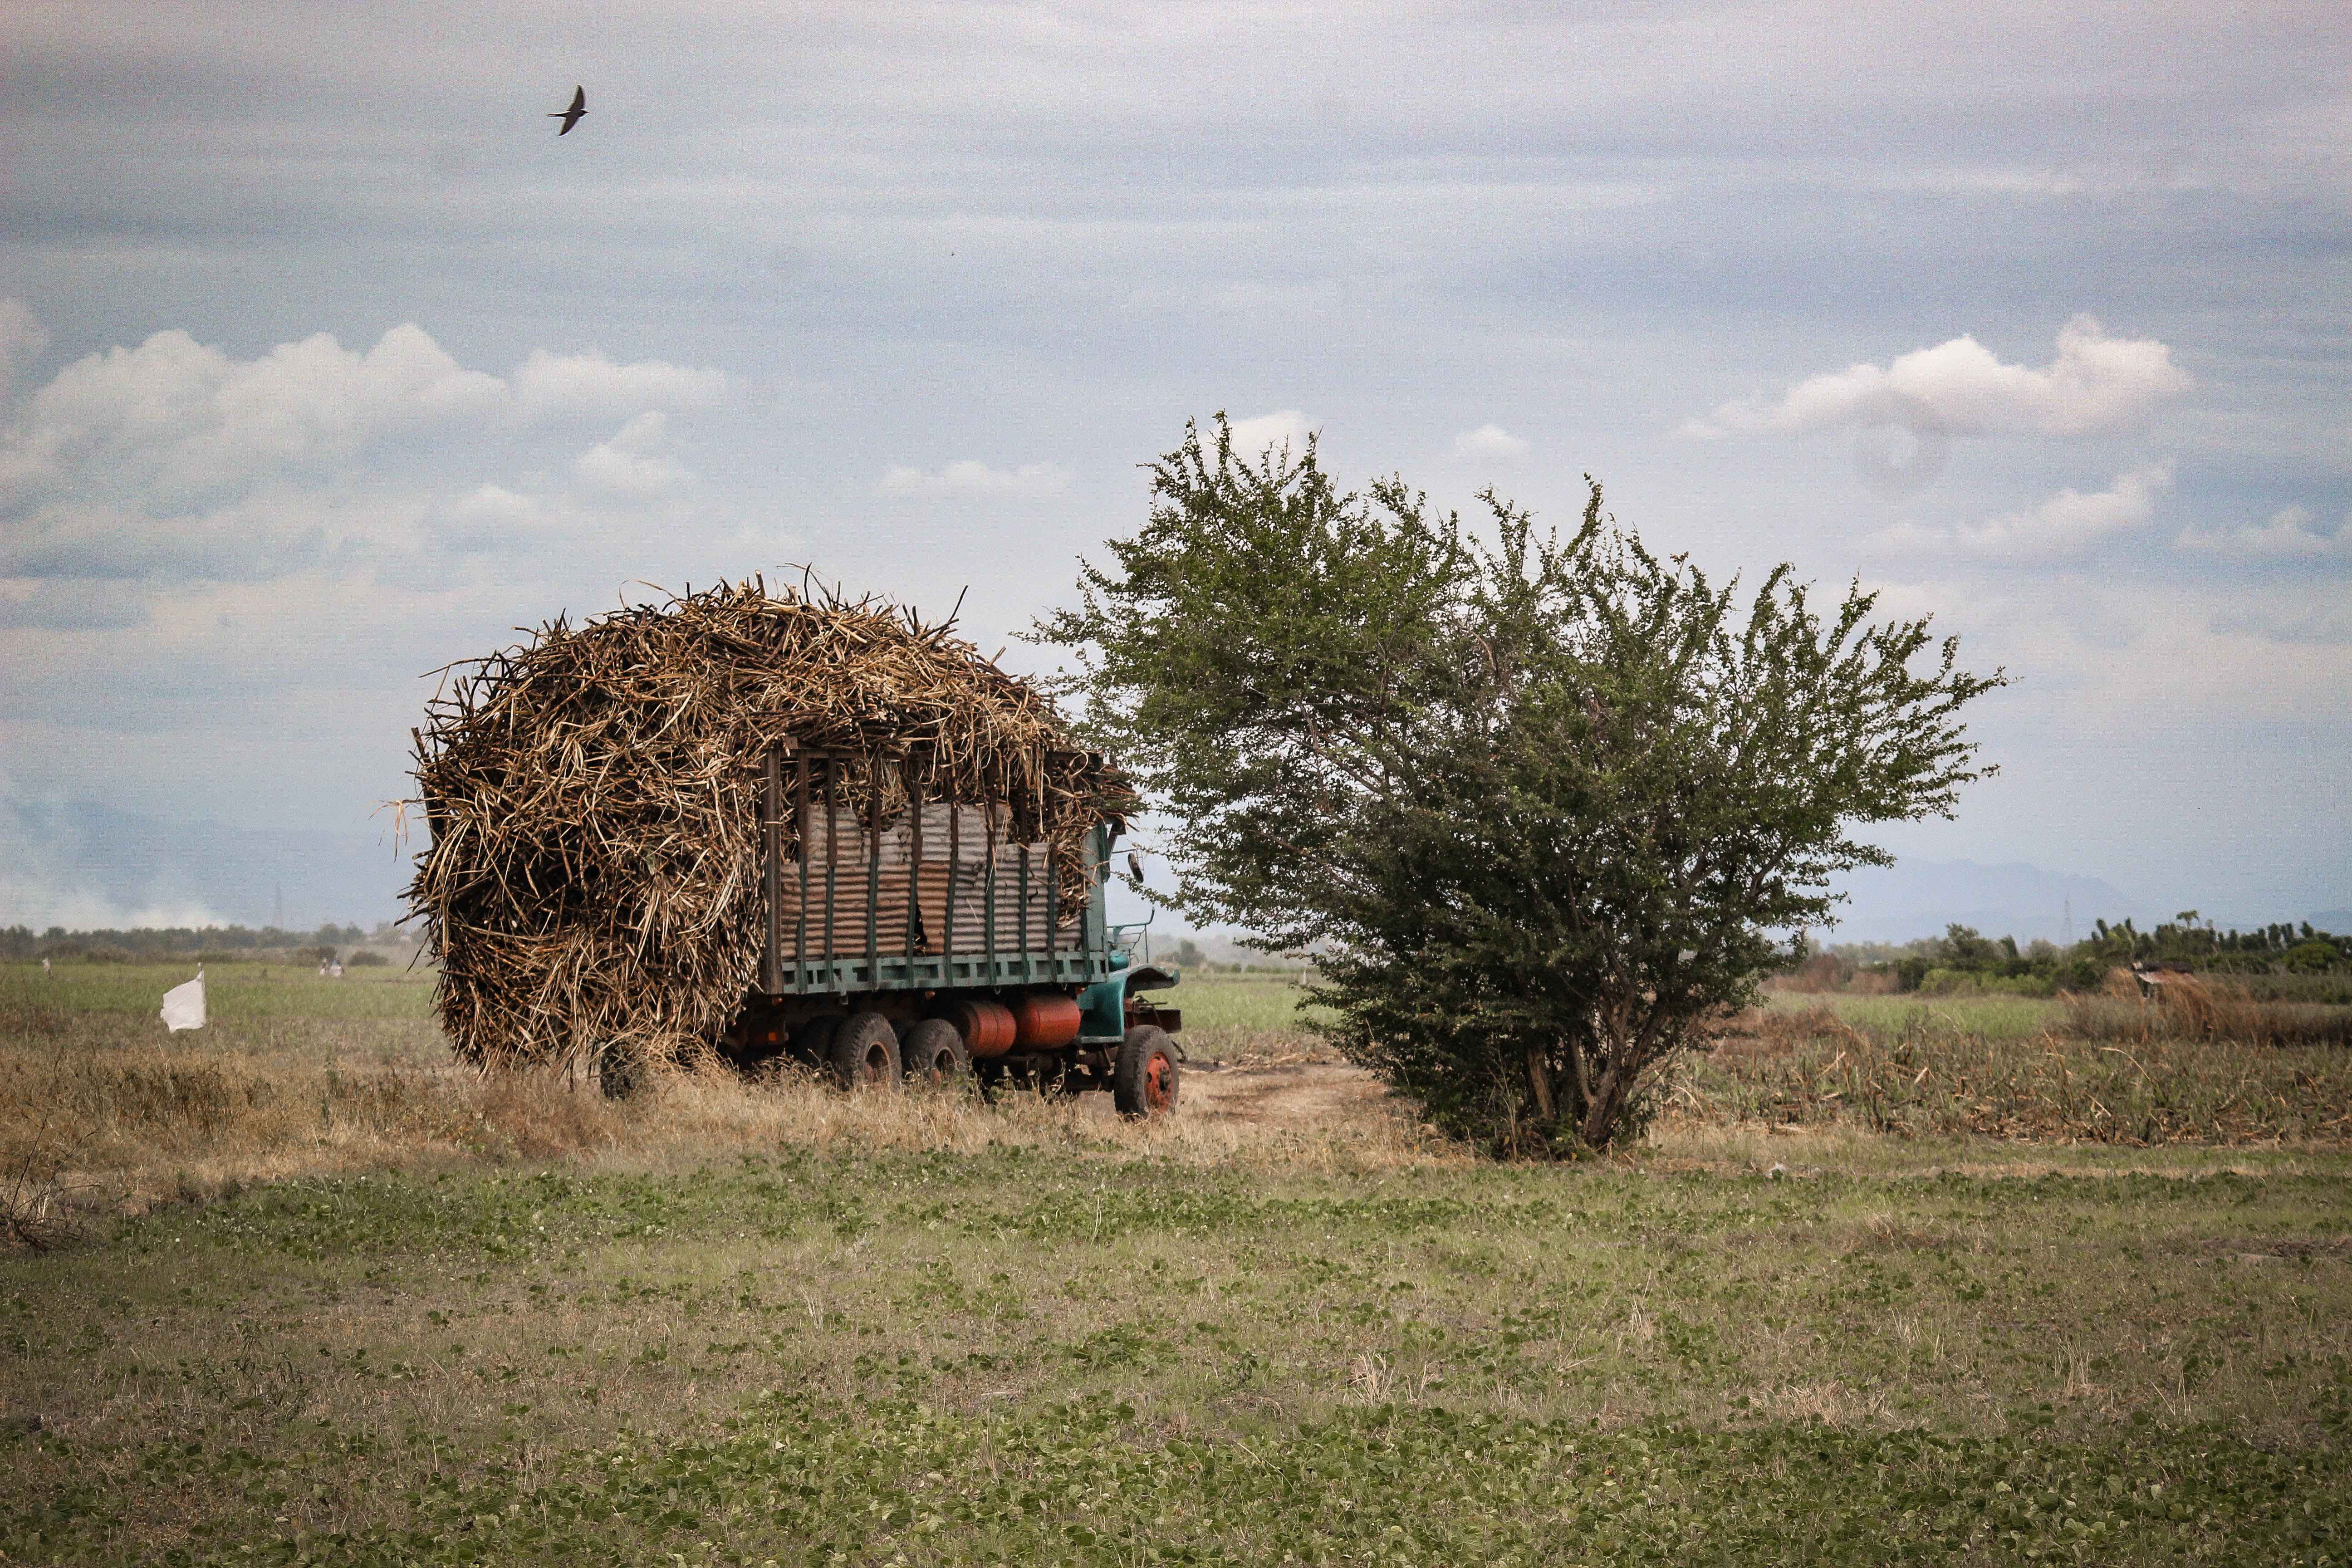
[4,961,2349,1565]
[1162,970,1333,1061]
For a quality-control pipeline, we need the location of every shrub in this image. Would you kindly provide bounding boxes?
[346,950,391,967]
[80,943,134,964]
[2284,939,2343,975]
[1041,417,2000,1152]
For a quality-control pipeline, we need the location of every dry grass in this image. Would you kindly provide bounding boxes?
[1677,992,2352,1145]
[0,1014,1442,1226]
[2067,968,2352,1048]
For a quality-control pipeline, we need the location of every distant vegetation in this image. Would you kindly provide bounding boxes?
[0,921,407,964]
[1788,916,2352,1003]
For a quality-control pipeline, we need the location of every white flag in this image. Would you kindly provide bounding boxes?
[162,967,206,1032]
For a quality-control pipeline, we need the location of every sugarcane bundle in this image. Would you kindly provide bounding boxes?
[403,578,1133,1072]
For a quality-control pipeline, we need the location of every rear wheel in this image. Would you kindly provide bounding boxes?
[902,1018,971,1087]
[791,1013,843,1068]
[1113,1026,1179,1119]
[828,1011,901,1090]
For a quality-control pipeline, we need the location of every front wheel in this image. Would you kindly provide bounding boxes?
[1113,1026,1179,1119]
[828,1011,901,1091]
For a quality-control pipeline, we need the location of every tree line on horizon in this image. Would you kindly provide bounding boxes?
[0,921,408,961]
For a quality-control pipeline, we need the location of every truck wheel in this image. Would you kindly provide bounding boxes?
[1113,1026,1179,1119]
[791,1013,843,1068]
[829,1011,901,1090]
[902,1018,971,1087]
[598,1044,645,1100]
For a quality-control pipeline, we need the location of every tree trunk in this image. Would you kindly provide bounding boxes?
[1578,1048,1628,1147]
[1525,1047,1556,1126]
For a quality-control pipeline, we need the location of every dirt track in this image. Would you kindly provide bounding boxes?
[1077,1059,1391,1131]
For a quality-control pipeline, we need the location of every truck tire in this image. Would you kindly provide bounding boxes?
[598,1044,646,1100]
[901,1017,971,1087]
[791,1013,843,1068]
[1113,1026,1179,1119]
[829,1011,901,1090]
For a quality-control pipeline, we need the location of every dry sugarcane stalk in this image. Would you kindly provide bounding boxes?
[403,578,1135,1074]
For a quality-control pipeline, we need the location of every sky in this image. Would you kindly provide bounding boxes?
[1,0,2347,933]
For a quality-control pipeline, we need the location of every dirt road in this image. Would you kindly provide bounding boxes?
[1076,1059,1392,1132]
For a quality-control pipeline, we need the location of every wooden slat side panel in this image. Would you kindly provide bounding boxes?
[776,849,1077,957]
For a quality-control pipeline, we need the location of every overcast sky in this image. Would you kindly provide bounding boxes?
[2,0,2347,930]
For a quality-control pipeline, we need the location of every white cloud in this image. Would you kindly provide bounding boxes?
[0,308,731,514]
[1683,315,2192,440]
[1867,460,2174,564]
[575,411,692,494]
[508,349,731,426]
[426,484,558,555]
[0,298,47,400]
[1447,424,1529,461]
[0,304,729,588]
[874,459,1074,499]
[2174,505,2352,558]
[13,321,507,505]
[1217,410,1314,460]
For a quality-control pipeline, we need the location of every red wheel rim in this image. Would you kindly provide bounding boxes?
[862,1044,892,1084]
[1144,1052,1173,1112]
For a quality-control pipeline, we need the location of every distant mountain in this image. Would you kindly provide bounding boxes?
[1820,859,2136,946]
[0,800,414,931]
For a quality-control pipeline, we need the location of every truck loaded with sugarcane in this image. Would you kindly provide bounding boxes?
[403,579,1184,1116]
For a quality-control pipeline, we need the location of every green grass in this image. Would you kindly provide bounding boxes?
[1,961,436,1024]
[1765,990,2063,1043]
[1162,970,1333,1058]
[6,1153,2349,1563]
[5,962,2351,1564]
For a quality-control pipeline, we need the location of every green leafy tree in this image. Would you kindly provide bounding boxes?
[1038,418,2003,1150]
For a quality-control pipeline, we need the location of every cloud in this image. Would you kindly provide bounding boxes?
[0,576,153,630]
[1447,424,1529,461]
[1867,460,2174,564]
[426,484,557,555]
[1218,410,1314,459]
[508,349,732,426]
[2174,505,2352,558]
[0,299,47,399]
[874,459,1073,499]
[11,320,507,506]
[0,305,731,515]
[0,303,730,588]
[2210,606,2352,645]
[575,411,692,494]
[1683,315,2192,440]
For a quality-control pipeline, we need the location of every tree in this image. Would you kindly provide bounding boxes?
[1037,418,2003,1151]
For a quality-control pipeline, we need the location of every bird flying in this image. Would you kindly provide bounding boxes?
[549,85,586,135]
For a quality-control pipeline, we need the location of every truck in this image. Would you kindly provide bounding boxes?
[710,743,1183,1117]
